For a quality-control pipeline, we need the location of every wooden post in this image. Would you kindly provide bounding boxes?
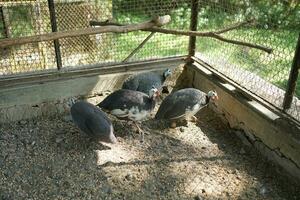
[47,0,62,70]
[188,0,199,61]
[283,33,300,110]
[0,6,11,38]
[0,6,12,56]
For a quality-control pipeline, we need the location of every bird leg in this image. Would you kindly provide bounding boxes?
[133,121,146,143]
[189,116,198,122]
[170,121,177,128]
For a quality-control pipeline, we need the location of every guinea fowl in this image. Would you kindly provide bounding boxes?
[122,69,172,94]
[97,87,160,141]
[155,88,218,128]
[71,101,117,143]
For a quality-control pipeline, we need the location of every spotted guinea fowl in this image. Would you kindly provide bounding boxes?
[155,88,218,127]
[71,101,117,143]
[122,69,172,94]
[97,87,160,141]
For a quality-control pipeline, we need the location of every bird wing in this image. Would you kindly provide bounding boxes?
[122,72,163,94]
[84,112,111,136]
[98,90,147,111]
[155,88,207,120]
[122,76,139,91]
[155,94,190,119]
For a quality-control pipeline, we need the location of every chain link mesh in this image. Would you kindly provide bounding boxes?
[0,0,299,121]
[194,0,300,122]
[0,1,56,75]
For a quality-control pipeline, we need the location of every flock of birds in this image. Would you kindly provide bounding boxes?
[70,69,219,144]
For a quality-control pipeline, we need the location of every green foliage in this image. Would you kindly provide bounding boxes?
[243,0,300,29]
[0,6,34,38]
[9,6,34,37]
[197,29,299,96]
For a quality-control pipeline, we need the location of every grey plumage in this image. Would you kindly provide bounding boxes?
[71,101,117,143]
[122,69,171,94]
[155,88,217,120]
[97,88,159,121]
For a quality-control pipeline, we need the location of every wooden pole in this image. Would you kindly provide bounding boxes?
[283,33,300,110]
[0,15,171,48]
[188,0,199,59]
[122,32,156,63]
[47,0,62,70]
[0,6,12,57]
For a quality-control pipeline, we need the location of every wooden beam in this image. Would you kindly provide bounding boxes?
[283,33,300,110]
[0,15,171,48]
[91,20,272,54]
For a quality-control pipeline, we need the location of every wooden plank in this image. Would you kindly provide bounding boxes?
[0,56,186,89]
[0,1,84,6]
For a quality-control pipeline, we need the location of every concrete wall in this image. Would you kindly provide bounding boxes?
[185,62,300,183]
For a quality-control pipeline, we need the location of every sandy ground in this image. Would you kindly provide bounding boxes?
[0,102,299,199]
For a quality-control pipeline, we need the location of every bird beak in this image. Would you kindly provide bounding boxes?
[156,91,160,97]
[212,95,219,101]
[155,91,163,101]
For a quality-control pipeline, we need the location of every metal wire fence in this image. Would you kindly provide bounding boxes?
[194,0,300,122]
[0,0,299,121]
[0,0,190,75]
[0,1,56,74]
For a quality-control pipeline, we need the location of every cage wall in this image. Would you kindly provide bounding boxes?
[0,0,299,122]
[193,0,300,122]
[0,0,191,75]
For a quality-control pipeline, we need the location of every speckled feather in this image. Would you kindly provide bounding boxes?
[122,72,166,94]
[155,88,208,120]
[71,101,117,143]
[97,89,156,115]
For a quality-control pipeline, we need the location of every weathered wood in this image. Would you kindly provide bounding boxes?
[47,0,62,70]
[0,15,171,48]
[0,0,85,6]
[0,7,11,38]
[91,20,272,53]
[188,0,199,58]
[145,27,272,53]
[0,56,185,89]
[283,33,300,110]
[1,6,12,56]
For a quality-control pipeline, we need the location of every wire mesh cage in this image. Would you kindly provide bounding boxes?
[0,1,56,75]
[0,0,299,121]
[0,0,191,73]
[194,0,300,122]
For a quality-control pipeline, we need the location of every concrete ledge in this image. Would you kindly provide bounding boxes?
[0,57,184,123]
[186,62,300,182]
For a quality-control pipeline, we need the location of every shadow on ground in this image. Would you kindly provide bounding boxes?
[0,106,299,199]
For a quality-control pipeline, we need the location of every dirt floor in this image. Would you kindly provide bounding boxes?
[0,101,300,199]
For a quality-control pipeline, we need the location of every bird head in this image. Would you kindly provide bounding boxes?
[207,90,219,101]
[149,86,160,100]
[67,97,77,108]
[163,68,172,79]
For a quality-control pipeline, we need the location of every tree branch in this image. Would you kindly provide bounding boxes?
[0,15,171,48]
[143,27,272,53]
[122,32,156,63]
[0,15,272,54]
[93,19,272,53]
[214,20,253,34]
